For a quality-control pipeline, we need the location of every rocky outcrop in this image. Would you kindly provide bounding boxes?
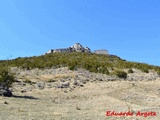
[46,43,91,54]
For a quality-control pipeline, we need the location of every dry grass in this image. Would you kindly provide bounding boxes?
[40,73,76,81]
[1,78,160,120]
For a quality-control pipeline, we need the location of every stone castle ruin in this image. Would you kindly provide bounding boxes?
[46,43,91,54]
[46,43,108,55]
[94,49,108,55]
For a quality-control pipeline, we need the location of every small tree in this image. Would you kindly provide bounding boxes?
[98,66,109,74]
[0,69,15,97]
[157,70,160,76]
[128,69,134,73]
[112,70,127,79]
[141,68,149,73]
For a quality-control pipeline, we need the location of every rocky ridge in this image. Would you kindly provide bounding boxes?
[9,67,159,93]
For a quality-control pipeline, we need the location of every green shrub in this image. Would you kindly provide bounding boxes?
[0,70,15,90]
[24,79,32,84]
[89,67,98,73]
[68,64,76,70]
[48,79,56,82]
[128,69,134,73]
[112,70,127,79]
[141,69,149,73]
[68,61,77,70]
[157,70,160,76]
[98,67,109,74]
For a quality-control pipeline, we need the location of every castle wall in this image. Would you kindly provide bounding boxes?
[94,50,108,55]
[46,43,92,54]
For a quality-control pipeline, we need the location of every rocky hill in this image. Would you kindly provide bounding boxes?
[0,51,160,96]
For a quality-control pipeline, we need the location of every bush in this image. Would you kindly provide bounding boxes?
[98,67,109,74]
[112,70,127,79]
[128,69,134,73]
[68,65,76,70]
[89,67,98,73]
[68,61,77,70]
[157,70,160,76]
[24,79,32,84]
[0,69,15,90]
[141,69,149,73]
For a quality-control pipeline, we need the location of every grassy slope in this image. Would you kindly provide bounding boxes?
[0,52,160,75]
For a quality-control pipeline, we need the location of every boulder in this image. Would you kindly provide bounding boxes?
[0,89,12,97]
[0,84,12,97]
[36,82,45,90]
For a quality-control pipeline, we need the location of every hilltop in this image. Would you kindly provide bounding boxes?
[1,43,159,75]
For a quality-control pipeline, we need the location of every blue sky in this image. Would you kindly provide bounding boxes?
[0,0,160,66]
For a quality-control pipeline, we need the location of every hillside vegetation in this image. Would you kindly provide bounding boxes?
[0,52,160,77]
